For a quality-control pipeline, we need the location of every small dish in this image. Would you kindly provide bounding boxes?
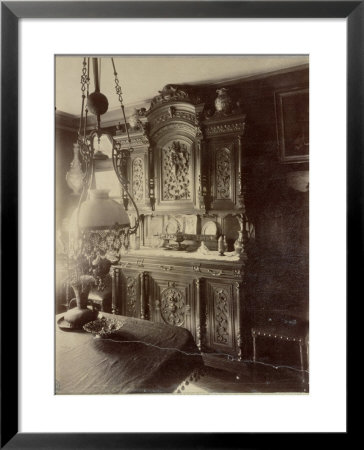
[83,316,125,338]
[57,316,76,331]
[164,217,179,235]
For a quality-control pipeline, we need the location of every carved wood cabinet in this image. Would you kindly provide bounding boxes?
[108,84,253,368]
[112,252,248,366]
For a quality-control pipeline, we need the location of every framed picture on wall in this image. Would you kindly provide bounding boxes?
[275,87,309,163]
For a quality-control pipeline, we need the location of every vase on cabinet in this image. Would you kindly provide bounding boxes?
[215,88,232,114]
[234,230,244,256]
[218,234,227,256]
[128,109,140,129]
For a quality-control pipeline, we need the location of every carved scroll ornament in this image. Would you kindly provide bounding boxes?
[160,287,185,326]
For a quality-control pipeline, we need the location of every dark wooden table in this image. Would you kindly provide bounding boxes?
[56,312,203,394]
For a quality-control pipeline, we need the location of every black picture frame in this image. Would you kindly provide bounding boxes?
[1,1,356,448]
[275,87,309,163]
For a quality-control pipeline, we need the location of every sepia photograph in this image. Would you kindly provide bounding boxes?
[55,55,309,395]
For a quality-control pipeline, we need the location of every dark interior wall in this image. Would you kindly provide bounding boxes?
[232,67,309,328]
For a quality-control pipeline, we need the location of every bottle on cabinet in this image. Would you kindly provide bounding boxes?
[218,234,227,256]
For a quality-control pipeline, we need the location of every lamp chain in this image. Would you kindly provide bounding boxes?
[78,58,89,142]
[111,58,132,148]
[83,59,90,142]
[111,58,124,104]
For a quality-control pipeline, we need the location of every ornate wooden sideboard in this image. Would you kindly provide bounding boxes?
[109,84,254,368]
[111,249,249,367]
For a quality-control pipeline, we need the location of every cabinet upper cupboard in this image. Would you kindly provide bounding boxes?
[114,84,247,217]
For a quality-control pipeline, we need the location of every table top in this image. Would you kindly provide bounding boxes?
[56,313,203,395]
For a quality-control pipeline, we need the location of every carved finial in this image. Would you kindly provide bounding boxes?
[215,87,232,114]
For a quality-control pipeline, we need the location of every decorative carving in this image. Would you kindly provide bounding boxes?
[162,141,192,201]
[205,122,246,137]
[126,276,137,316]
[152,110,196,129]
[149,84,194,110]
[112,267,121,315]
[152,123,198,141]
[214,288,230,345]
[140,272,146,320]
[195,277,202,350]
[208,269,223,277]
[160,287,185,326]
[236,331,242,361]
[216,148,231,199]
[237,134,244,199]
[148,146,156,211]
[159,265,174,272]
[235,278,242,360]
[132,157,144,202]
[246,220,255,239]
[112,146,131,210]
[115,135,149,146]
[196,325,202,350]
[196,137,204,211]
[140,120,149,137]
[112,306,120,315]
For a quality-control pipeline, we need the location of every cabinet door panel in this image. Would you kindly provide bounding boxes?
[210,140,237,210]
[149,274,196,339]
[153,137,199,213]
[205,278,237,354]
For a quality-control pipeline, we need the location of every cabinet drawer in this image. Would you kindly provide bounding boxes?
[192,264,243,280]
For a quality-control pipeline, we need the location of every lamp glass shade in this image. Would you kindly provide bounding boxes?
[78,189,130,229]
